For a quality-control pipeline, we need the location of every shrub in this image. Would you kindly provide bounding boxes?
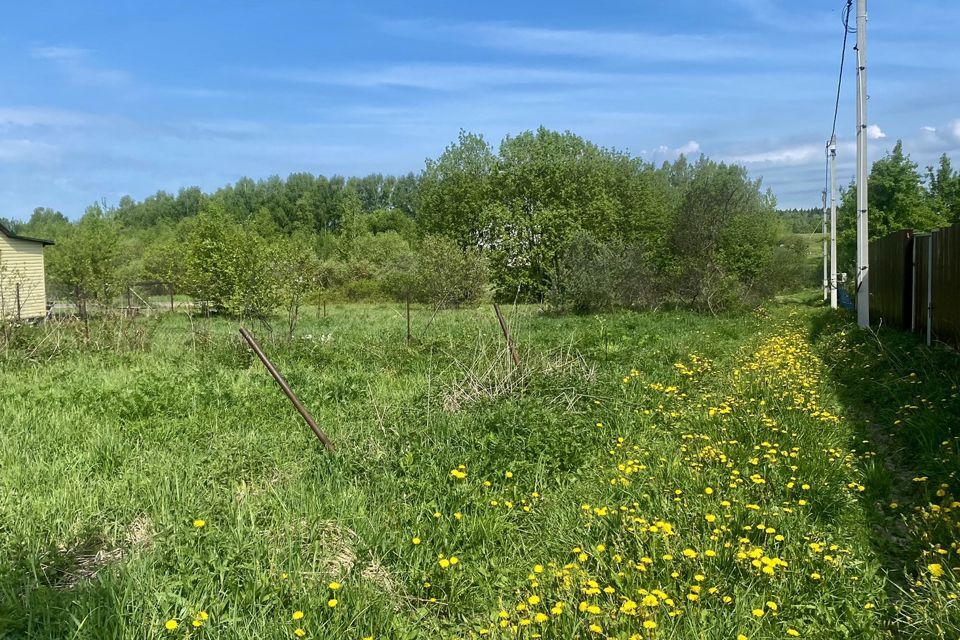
[412,235,489,307]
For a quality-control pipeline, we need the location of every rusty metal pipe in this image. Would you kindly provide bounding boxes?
[239,327,335,451]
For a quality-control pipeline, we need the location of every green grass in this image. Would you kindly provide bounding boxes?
[0,298,958,639]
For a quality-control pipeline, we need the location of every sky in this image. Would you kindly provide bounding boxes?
[1,0,959,218]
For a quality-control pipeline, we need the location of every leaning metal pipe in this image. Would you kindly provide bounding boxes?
[239,327,335,451]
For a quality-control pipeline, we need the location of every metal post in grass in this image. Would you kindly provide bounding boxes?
[493,302,521,368]
[406,295,412,344]
[239,327,336,452]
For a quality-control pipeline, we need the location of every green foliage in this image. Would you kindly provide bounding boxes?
[180,203,280,319]
[418,130,497,246]
[16,130,958,315]
[275,232,321,336]
[46,206,122,314]
[777,208,822,234]
[838,141,952,272]
[669,158,778,312]
[926,154,960,224]
[548,231,659,313]
[408,235,489,307]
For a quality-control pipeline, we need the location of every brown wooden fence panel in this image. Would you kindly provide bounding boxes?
[932,224,960,349]
[869,229,913,330]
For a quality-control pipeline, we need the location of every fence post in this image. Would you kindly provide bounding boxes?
[15,283,21,321]
[911,237,917,333]
[927,232,934,347]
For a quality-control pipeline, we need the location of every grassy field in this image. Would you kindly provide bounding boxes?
[1,297,959,639]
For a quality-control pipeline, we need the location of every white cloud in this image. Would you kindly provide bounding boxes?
[727,143,823,166]
[30,46,130,86]
[726,140,858,167]
[0,139,59,163]
[261,63,634,92]
[641,140,702,162]
[0,106,97,128]
[866,124,886,140]
[408,21,749,62]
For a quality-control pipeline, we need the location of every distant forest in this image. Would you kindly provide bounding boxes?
[3,129,958,319]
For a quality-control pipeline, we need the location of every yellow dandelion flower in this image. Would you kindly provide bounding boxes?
[165,619,178,631]
[193,519,205,528]
[327,598,338,608]
[293,610,304,620]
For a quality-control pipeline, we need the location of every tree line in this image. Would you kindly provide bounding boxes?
[5,127,881,326]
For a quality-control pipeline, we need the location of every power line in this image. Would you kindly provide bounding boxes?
[830,0,855,141]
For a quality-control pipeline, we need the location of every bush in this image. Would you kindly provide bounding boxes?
[548,232,659,313]
[180,203,280,319]
[412,235,489,307]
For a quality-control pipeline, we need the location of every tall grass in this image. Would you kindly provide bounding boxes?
[0,300,957,638]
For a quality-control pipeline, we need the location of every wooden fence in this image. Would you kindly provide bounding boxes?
[869,223,960,348]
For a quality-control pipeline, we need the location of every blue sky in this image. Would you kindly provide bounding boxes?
[1,0,959,218]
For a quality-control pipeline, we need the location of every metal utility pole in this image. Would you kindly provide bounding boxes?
[829,135,838,309]
[822,188,829,301]
[855,0,870,327]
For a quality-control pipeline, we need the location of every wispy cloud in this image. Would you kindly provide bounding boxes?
[0,139,59,163]
[726,141,856,167]
[259,63,635,92]
[866,124,886,140]
[385,19,751,63]
[0,106,99,128]
[640,140,702,163]
[914,119,960,152]
[729,0,841,34]
[30,46,130,86]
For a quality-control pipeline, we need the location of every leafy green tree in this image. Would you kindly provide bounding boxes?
[46,206,123,316]
[669,158,777,312]
[17,207,71,241]
[927,154,960,224]
[180,203,280,319]
[838,141,949,270]
[275,232,321,336]
[418,130,497,246]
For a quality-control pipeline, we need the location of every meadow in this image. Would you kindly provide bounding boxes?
[1,297,958,639]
